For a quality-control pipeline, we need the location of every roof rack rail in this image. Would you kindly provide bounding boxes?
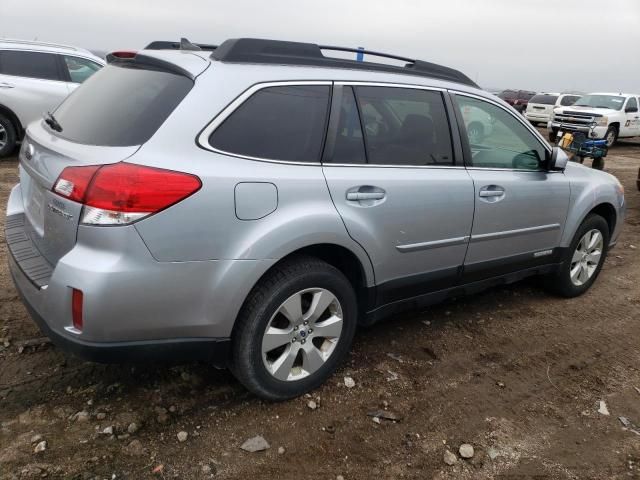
[210,38,478,88]
[0,38,82,52]
[145,40,218,52]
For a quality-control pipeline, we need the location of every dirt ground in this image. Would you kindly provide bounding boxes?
[1,134,639,480]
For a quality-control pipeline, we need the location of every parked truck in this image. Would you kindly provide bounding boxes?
[548,92,640,147]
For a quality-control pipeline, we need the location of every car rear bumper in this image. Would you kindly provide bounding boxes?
[6,183,276,366]
[525,112,550,123]
[9,252,232,366]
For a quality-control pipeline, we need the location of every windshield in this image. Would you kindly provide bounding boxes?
[529,94,558,105]
[574,94,626,110]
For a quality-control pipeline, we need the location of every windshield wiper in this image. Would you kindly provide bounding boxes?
[595,106,610,109]
[44,112,63,132]
[574,104,589,107]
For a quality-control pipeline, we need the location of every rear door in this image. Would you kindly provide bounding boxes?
[322,84,474,306]
[451,92,571,282]
[0,50,71,127]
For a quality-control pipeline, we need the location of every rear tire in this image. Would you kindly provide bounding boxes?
[230,255,357,401]
[548,129,558,143]
[0,114,17,158]
[545,214,609,298]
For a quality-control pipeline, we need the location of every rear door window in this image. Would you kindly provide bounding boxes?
[209,85,331,163]
[329,86,367,164]
[50,64,192,146]
[0,50,62,81]
[353,86,454,166]
[62,56,102,83]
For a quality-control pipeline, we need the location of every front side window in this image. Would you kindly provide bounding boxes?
[0,50,61,81]
[454,95,546,170]
[560,95,581,106]
[626,97,638,112]
[63,56,102,83]
[209,85,330,162]
[353,86,454,166]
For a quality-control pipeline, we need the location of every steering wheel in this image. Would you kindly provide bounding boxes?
[512,150,541,170]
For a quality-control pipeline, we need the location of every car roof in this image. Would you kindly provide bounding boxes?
[587,92,639,97]
[0,38,104,63]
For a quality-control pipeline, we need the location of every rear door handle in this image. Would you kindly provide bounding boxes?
[479,190,504,198]
[0,82,14,89]
[346,191,385,201]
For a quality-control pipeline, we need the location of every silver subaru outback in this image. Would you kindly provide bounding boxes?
[6,38,625,400]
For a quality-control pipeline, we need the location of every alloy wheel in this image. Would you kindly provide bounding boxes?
[570,229,603,286]
[0,123,7,150]
[261,288,343,381]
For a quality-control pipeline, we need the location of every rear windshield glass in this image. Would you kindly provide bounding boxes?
[51,64,192,146]
[529,94,558,105]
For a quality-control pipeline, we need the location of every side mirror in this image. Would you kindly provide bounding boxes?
[625,106,638,113]
[548,147,569,171]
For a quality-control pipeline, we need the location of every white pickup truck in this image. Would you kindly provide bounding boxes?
[548,92,640,147]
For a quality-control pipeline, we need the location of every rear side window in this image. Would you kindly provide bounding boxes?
[560,95,580,106]
[0,50,61,81]
[51,64,192,146]
[354,86,454,166]
[529,94,559,105]
[209,85,330,162]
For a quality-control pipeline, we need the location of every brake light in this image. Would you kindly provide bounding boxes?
[110,50,137,59]
[72,289,83,331]
[52,163,201,225]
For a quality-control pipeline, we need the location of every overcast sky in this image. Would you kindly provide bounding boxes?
[1,0,638,92]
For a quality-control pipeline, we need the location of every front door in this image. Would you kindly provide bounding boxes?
[622,96,640,137]
[322,85,475,306]
[451,93,571,282]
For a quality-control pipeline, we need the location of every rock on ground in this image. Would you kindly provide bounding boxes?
[459,443,474,458]
[240,435,270,452]
[444,449,457,465]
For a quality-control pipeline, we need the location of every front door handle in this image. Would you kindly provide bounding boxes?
[346,191,385,201]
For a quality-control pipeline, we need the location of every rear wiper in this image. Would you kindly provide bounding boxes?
[44,112,63,132]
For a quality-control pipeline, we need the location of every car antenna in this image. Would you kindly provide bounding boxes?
[180,38,201,51]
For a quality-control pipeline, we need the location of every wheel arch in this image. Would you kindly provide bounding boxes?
[237,242,375,326]
[0,103,24,137]
[588,202,617,236]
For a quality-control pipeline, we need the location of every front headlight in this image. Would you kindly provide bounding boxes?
[596,116,608,127]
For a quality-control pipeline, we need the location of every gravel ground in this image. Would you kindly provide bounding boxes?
[1,136,639,479]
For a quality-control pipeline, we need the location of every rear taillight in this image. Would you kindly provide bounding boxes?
[72,288,83,331]
[52,163,201,225]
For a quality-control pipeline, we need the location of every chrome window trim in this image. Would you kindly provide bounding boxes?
[197,80,332,165]
[448,89,553,168]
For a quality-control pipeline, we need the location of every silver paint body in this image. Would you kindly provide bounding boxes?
[6,50,625,346]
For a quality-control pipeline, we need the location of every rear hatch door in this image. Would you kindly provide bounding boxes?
[17,55,197,266]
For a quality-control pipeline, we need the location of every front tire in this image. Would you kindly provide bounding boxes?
[231,256,357,400]
[545,214,610,298]
[0,114,17,158]
[604,126,618,148]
